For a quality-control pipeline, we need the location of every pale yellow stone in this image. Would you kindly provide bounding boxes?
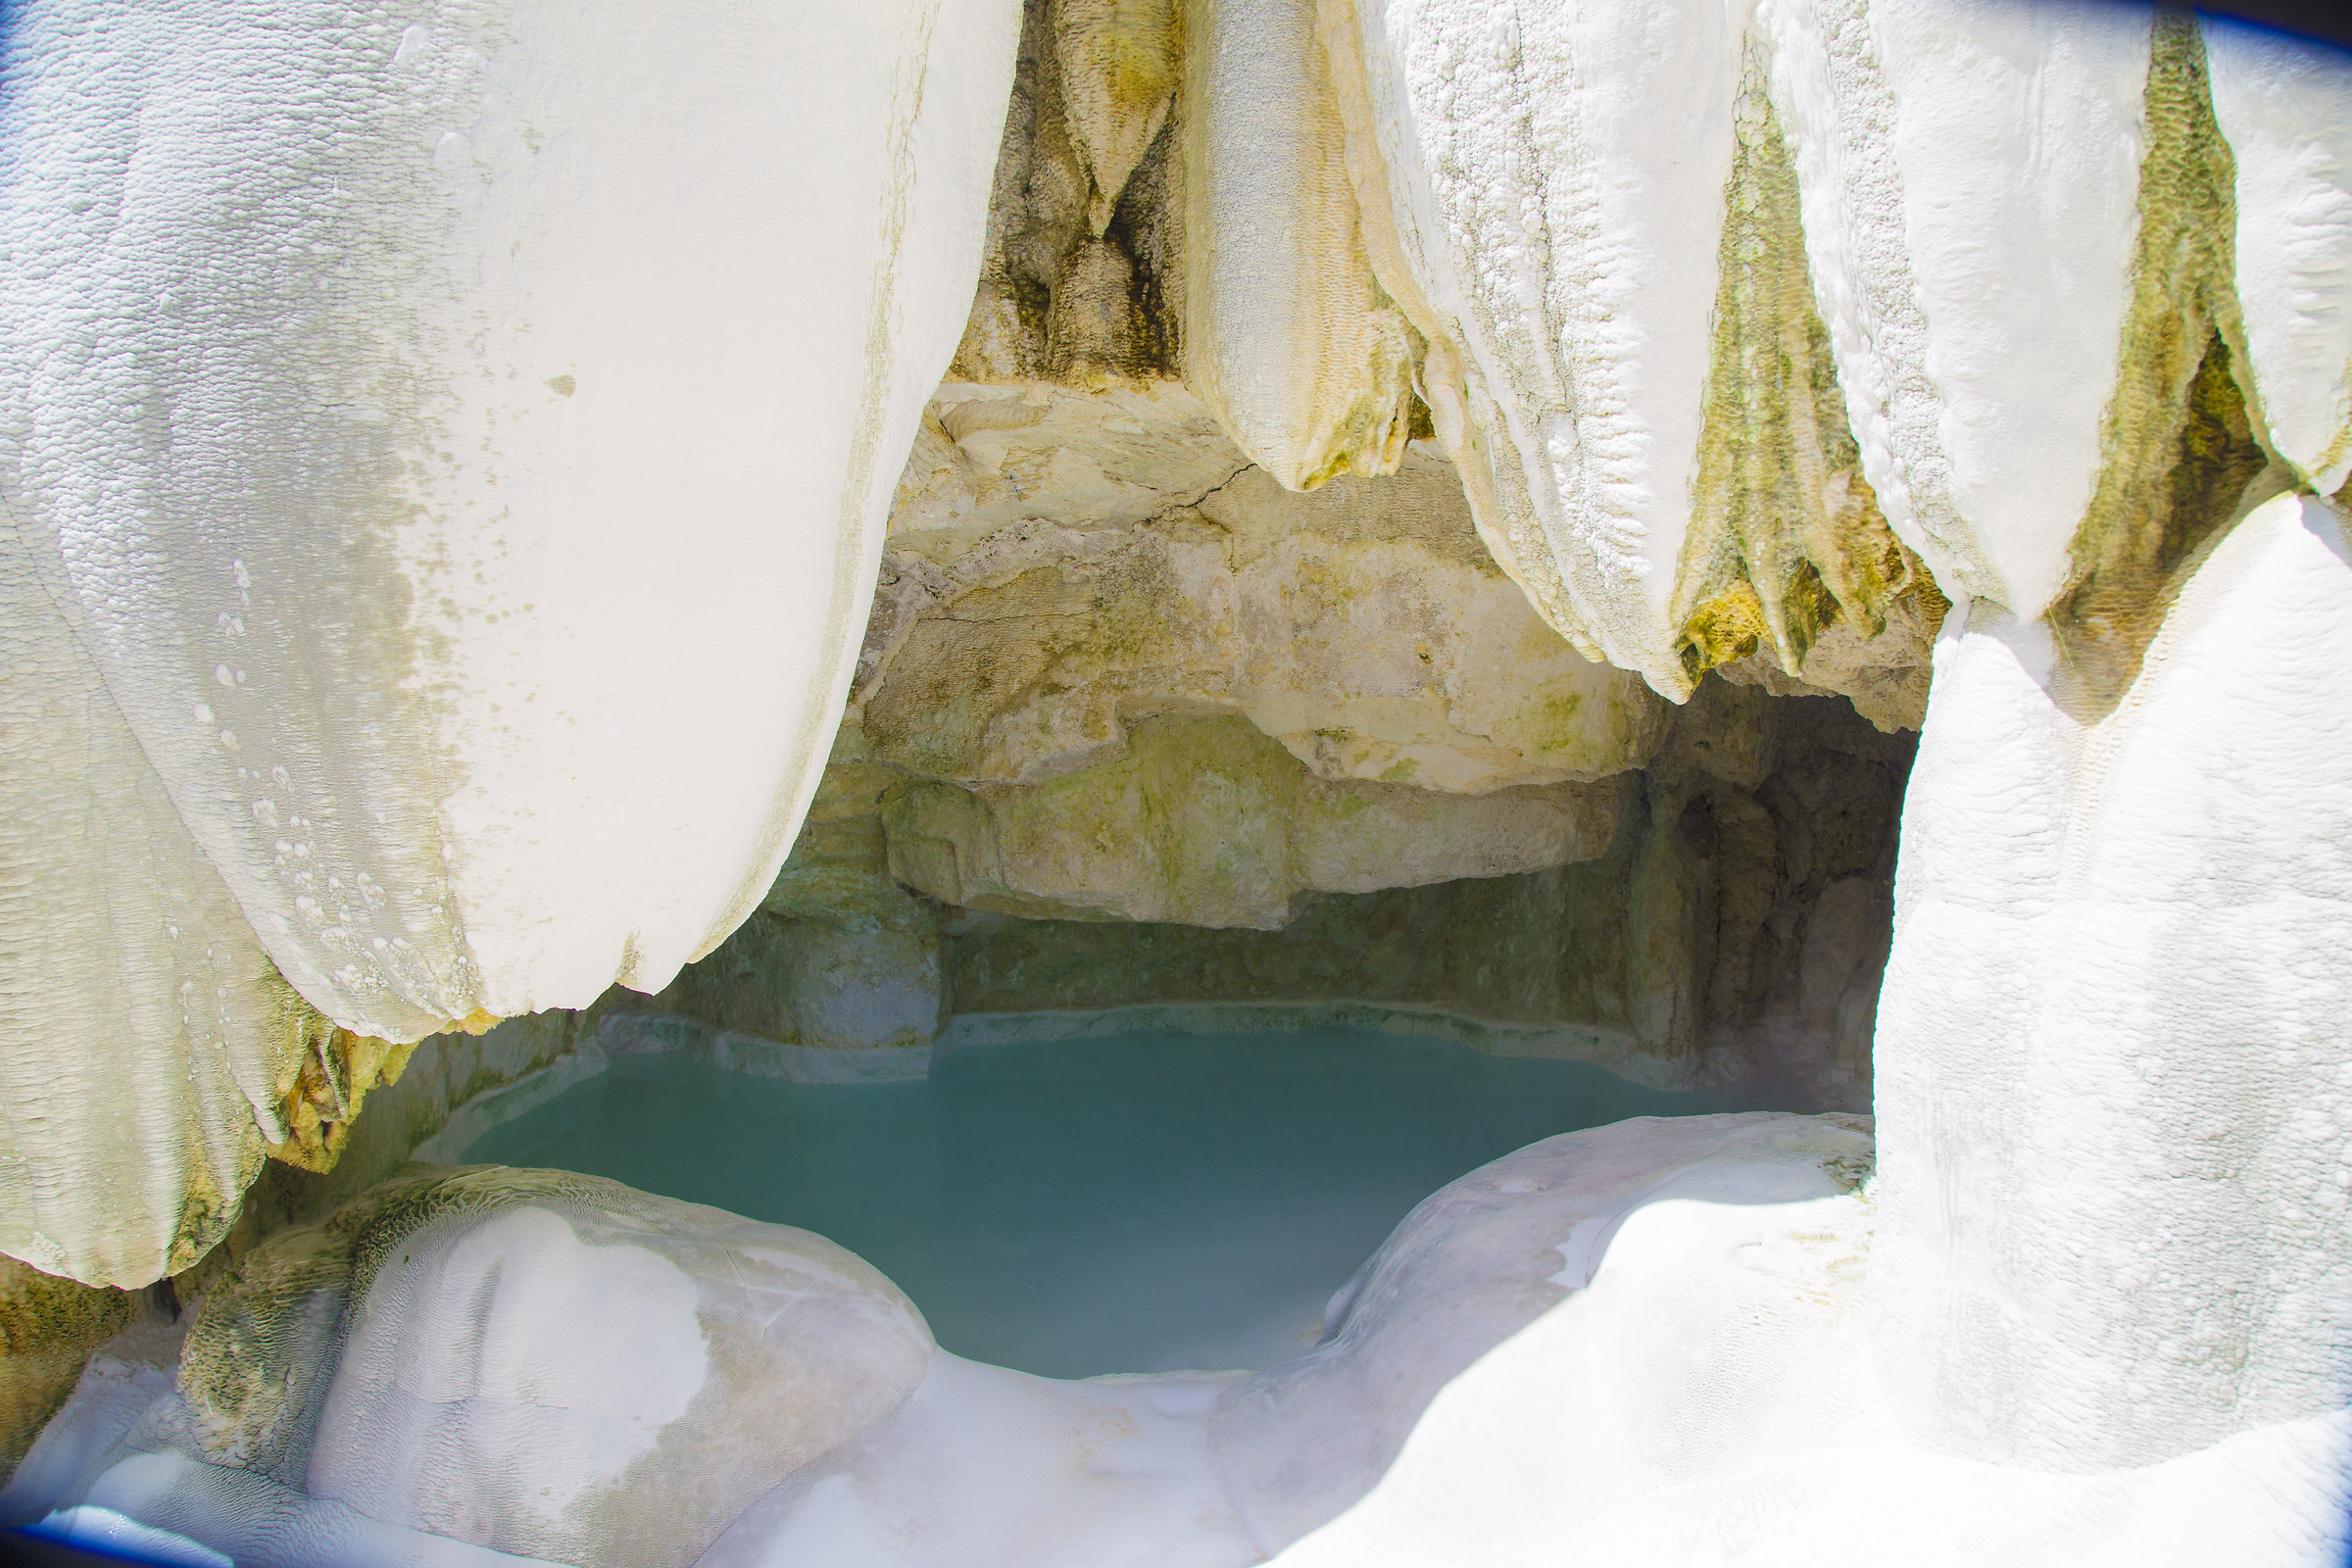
[882,713,1631,929]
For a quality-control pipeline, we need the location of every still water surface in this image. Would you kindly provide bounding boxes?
[463,1026,1747,1377]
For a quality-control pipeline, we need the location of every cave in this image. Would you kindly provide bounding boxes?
[430,675,1910,1384]
[2,1,2348,1566]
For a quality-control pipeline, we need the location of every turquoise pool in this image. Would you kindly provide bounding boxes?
[462,1026,1750,1378]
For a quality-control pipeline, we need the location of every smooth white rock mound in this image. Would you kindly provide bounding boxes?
[1228,1113,2349,1568]
[307,1197,934,1566]
[9,1169,940,1568]
[0,0,1019,1283]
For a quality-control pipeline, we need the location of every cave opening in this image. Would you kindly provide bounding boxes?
[431,673,1913,1382]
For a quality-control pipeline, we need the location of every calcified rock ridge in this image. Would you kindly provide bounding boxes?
[1,0,2349,1564]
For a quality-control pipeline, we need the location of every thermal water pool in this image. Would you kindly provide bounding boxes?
[462,1026,1749,1377]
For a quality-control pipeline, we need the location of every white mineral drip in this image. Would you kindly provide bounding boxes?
[0,0,1020,1281]
[1337,0,1752,692]
[1760,0,2153,617]
[2206,18,2352,495]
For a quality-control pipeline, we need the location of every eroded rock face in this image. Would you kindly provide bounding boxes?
[954,0,1184,386]
[616,744,950,1056]
[873,400,1666,793]
[621,334,1916,1099]
[883,712,1634,928]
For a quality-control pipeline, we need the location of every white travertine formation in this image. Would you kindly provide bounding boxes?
[1182,0,1416,490]
[5,0,2352,1554]
[0,515,295,1286]
[1761,0,2153,617]
[1253,1116,2350,1568]
[2205,20,2352,495]
[1332,0,1750,692]
[22,1123,2345,1566]
[303,1180,933,1568]
[1325,0,2156,665]
[1871,494,2352,1467]
[0,0,1018,1037]
[0,0,1017,1281]
[12,1169,942,1568]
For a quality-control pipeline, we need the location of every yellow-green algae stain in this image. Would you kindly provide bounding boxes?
[176,1166,641,1483]
[263,994,422,1179]
[2051,13,2286,715]
[0,1257,141,1478]
[1673,56,1943,688]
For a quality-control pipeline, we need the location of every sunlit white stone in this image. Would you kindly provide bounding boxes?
[0,0,1020,1042]
[1334,0,1753,690]
[1871,494,2352,1467]
[1760,0,2152,616]
[2205,20,2352,494]
[0,0,1018,1281]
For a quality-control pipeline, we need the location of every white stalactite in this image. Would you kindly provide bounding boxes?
[0,0,1020,1283]
[0,516,296,1287]
[1759,0,2153,617]
[1333,0,1754,693]
[1182,0,1416,490]
[2204,19,2352,495]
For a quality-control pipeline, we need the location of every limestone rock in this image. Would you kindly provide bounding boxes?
[883,713,1632,929]
[952,0,1184,385]
[868,435,1668,795]
[1051,0,1183,235]
[179,1165,935,1568]
[935,687,1910,1100]
[637,911,945,1058]
[628,742,949,1054]
[886,381,1247,564]
[0,0,1018,1031]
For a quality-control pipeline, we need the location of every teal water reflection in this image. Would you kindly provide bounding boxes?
[463,1027,1750,1378]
